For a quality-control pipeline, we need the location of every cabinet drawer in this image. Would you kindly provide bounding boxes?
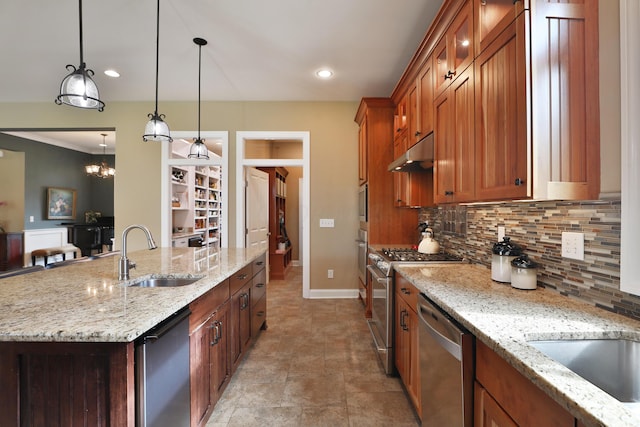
[395,274,419,311]
[252,253,266,276]
[251,294,267,336]
[190,279,230,331]
[230,264,252,295]
[251,268,267,306]
[476,341,574,426]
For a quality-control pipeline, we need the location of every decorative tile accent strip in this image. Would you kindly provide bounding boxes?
[418,199,640,320]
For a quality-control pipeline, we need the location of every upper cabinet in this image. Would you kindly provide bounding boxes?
[415,55,435,146]
[530,0,600,200]
[434,0,474,99]
[475,0,529,54]
[474,9,530,200]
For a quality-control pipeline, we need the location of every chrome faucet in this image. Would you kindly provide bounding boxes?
[118,224,157,280]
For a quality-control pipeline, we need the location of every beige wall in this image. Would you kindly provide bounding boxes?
[0,100,359,291]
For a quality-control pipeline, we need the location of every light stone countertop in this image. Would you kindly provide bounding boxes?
[0,246,265,343]
[395,263,640,427]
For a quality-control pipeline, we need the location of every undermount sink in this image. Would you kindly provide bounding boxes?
[528,338,640,403]
[128,277,200,288]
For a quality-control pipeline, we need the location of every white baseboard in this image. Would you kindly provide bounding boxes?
[307,288,359,299]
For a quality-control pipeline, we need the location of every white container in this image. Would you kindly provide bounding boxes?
[510,255,538,290]
[491,237,522,283]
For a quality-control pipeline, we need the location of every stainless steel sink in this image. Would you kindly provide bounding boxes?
[528,338,640,403]
[129,277,199,288]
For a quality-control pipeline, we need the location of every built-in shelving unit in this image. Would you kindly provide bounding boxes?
[170,142,223,250]
[258,167,291,280]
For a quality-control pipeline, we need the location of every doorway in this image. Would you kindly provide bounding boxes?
[235,131,310,298]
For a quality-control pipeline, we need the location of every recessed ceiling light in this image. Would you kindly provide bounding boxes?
[104,69,120,78]
[316,68,334,79]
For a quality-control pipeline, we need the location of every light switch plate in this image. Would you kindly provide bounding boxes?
[561,231,585,261]
[319,218,334,228]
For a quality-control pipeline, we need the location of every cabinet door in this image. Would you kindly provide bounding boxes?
[416,55,434,142]
[450,0,474,78]
[433,35,450,98]
[474,14,529,201]
[474,382,518,427]
[210,303,230,402]
[190,315,214,427]
[358,117,368,185]
[407,84,419,147]
[434,66,476,204]
[230,282,252,371]
[394,295,410,382]
[394,172,410,208]
[475,0,527,53]
[531,0,600,200]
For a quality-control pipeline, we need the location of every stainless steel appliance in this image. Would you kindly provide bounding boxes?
[356,229,368,296]
[136,308,191,427]
[366,247,464,375]
[418,293,474,427]
[358,183,368,222]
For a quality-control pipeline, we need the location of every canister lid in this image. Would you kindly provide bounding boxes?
[492,236,522,256]
[511,254,537,269]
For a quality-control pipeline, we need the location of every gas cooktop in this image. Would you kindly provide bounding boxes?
[379,248,464,263]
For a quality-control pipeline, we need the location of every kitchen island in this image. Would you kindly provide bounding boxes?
[395,263,640,427]
[0,246,266,426]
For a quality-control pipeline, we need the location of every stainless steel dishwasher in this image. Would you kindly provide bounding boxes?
[136,308,191,427]
[418,294,474,427]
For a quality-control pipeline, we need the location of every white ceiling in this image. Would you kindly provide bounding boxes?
[0,0,444,151]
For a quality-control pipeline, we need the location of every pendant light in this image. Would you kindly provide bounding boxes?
[143,0,172,142]
[188,37,210,160]
[85,134,115,178]
[55,0,105,112]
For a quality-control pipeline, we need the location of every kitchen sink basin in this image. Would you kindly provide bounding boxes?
[129,277,200,288]
[528,338,640,403]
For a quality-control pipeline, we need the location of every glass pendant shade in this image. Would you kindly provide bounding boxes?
[55,0,105,112]
[188,139,210,159]
[143,113,172,142]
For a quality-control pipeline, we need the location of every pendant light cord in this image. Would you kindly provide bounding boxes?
[197,42,202,141]
[78,0,84,67]
[154,0,160,115]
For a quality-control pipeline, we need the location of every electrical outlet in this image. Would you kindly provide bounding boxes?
[327,269,334,279]
[497,226,505,241]
[319,218,334,228]
[29,216,34,223]
[561,231,585,261]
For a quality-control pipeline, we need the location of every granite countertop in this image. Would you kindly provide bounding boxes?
[0,246,265,343]
[395,263,640,427]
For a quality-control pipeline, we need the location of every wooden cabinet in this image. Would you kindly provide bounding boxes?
[355,98,419,244]
[531,0,600,200]
[475,340,575,426]
[190,280,231,427]
[358,120,368,185]
[0,232,23,271]
[434,0,474,98]
[251,253,267,337]
[229,264,253,371]
[474,12,530,200]
[475,0,528,54]
[258,167,292,280]
[434,65,476,204]
[416,55,435,144]
[394,274,421,417]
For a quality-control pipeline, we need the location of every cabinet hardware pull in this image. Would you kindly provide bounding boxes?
[444,70,456,80]
[237,273,248,280]
[256,261,264,266]
[415,131,421,137]
[401,287,410,295]
[257,311,265,317]
[256,283,265,288]
[514,178,525,186]
[445,191,454,196]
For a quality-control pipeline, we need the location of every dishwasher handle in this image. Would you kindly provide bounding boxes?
[141,308,191,343]
[418,296,464,361]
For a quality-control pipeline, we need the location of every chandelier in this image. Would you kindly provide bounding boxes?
[85,134,115,178]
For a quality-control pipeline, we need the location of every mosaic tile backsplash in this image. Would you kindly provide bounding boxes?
[418,199,640,321]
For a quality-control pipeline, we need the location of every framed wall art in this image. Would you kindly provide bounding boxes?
[47,187,77,220]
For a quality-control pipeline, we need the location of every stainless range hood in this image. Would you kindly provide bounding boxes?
[387,132,434,172]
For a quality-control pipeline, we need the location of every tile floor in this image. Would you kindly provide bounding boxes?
[206,266,420,426]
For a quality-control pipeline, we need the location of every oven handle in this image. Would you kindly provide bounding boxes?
[366,319,387,352]
[366,264,389,283]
